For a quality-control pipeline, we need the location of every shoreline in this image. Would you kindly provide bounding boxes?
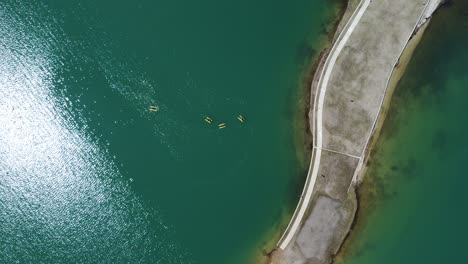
[349,18,434,188]
[332,20,433,263]
[272,0,443,263]
[276,0,371,251]
[347,0,443,188]
[331,1,468,261]
[245,1,352,263]
[252,1,351,263]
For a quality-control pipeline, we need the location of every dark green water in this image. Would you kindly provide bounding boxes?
[0,0,341,263]
[337,1,468,263]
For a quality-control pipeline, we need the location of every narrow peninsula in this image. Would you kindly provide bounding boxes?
[271,0,444,263]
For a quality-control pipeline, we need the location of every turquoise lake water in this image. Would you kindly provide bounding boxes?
[0,0,342,263]
[337,1,468,263]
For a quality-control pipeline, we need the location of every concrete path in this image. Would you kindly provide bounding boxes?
[277,0,371,250]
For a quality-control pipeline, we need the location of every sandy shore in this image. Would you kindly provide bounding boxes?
[272,0,443,263]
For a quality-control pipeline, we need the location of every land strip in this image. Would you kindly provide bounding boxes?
[272,0,442,263]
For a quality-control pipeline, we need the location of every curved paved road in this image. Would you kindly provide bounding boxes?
[277,0,371,250]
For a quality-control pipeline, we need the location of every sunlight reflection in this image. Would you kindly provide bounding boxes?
[0,3,181,262]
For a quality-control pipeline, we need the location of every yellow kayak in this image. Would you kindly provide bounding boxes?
[149,105,159,112]
[204,117,213,124]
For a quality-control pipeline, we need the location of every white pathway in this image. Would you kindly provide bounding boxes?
[277,0,371,250]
